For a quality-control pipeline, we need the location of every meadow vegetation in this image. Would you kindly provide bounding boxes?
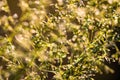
[0,0,120,80]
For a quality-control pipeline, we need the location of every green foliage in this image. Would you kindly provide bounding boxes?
[0,0,120,80]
